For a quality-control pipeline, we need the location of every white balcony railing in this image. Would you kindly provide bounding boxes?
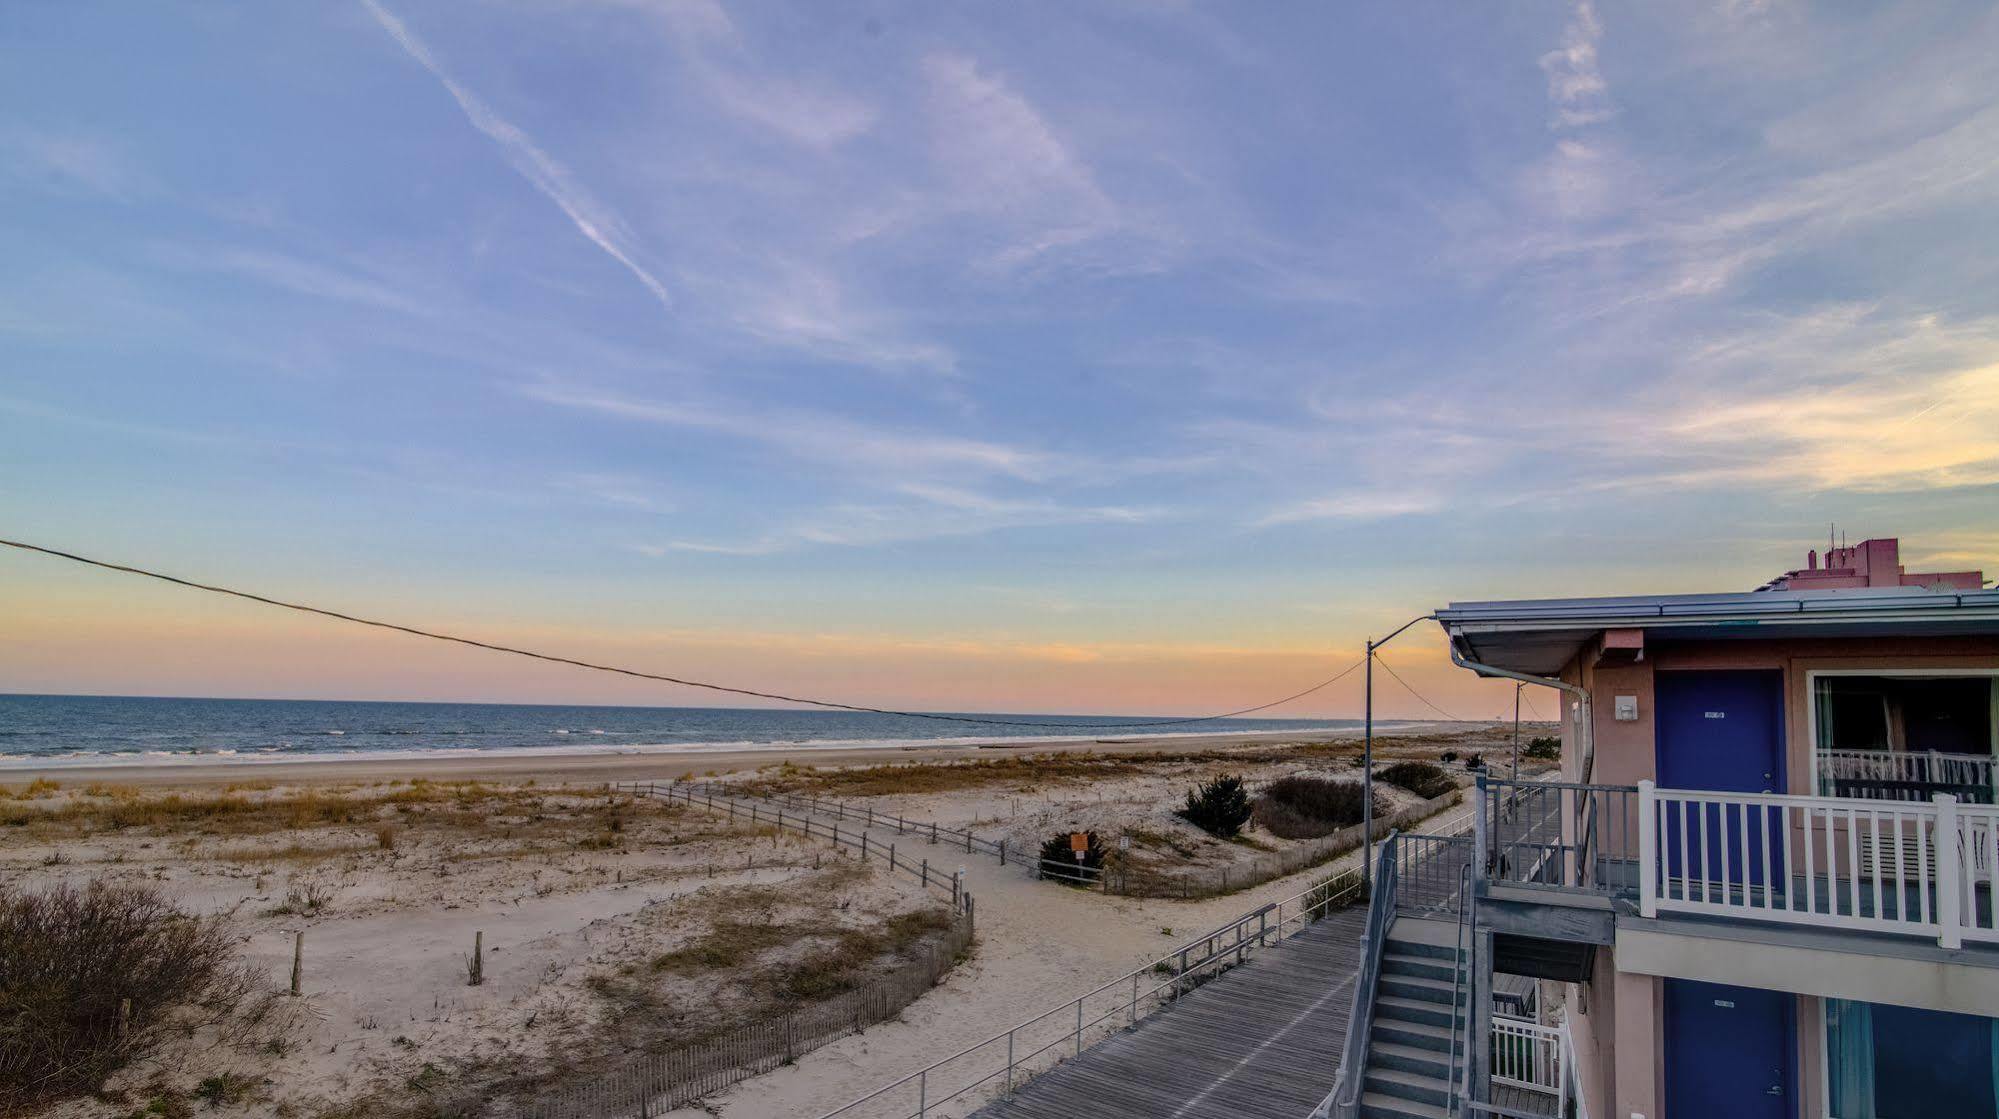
[1638,783,1999,949]
[1491,1017,1566,1109]
[1817,748,1998,798]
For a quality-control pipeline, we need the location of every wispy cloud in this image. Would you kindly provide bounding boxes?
[521,380,1071,482]
[920,51,1125,269]
[651,0,877,149]
[1254,491,1444,528]
[361,0,673,311]
[3,131,145,199]
[1538,1,1614,129]
[155,244,428,315]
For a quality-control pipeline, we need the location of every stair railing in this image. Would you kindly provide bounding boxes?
[1445,861,1473,1116]
[1316,831,1400,1119]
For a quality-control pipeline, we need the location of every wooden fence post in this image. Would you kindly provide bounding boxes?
[290,931,303,996]
[469,930,484,986]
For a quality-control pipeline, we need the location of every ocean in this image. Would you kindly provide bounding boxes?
[0,694,1362,769]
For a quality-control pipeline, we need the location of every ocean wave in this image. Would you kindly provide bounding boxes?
[0,721,1391,771]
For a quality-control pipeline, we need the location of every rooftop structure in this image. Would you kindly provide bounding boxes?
[1757,534,1987,592]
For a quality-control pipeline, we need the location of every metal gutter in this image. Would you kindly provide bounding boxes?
[1447,631,1595,782]
[1436,588,1999,631]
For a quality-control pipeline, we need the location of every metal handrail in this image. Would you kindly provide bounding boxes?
[1446,861,1473,1116]
[814,860,1369,1119]
[1317,832,1399,1119]
[1557,1011,1590,1119]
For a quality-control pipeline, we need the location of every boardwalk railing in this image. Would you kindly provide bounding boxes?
[1637,781,1999,949]
[815,863,1371,1119]
[689,781,1015,861]
[620,781,974,905]
[528,909,974,1119]
[1318,834,1400,1119]
[650,778,1460,901]
[1480,777,1639,897]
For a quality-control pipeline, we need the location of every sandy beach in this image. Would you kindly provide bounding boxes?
[0,722,1549,1118]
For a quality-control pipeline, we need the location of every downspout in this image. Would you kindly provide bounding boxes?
[1447,632,1595,783]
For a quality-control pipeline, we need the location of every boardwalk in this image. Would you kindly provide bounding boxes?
[972,906,1371,1119]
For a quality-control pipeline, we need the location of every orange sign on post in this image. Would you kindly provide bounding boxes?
[1069,832,1089,853]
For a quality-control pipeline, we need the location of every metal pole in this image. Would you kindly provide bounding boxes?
[1512,682,1523,780]
[1363,638,1374,893]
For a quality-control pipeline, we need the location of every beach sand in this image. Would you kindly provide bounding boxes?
[1,723,1547,1118]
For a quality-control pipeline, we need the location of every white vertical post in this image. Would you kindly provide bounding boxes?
[1638,780,1658,918]
[1935,793,1962,949]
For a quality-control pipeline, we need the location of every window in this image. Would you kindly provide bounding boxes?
[1826,999,1999,1119]
[1812,673,1999,800]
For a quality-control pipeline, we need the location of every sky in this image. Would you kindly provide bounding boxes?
[3,1,1997,720]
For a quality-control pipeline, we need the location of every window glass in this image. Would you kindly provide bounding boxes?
[1814,676,1997,798]
[1826,998,1999,1119]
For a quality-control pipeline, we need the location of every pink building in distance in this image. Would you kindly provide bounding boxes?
[1760,535,1986,592]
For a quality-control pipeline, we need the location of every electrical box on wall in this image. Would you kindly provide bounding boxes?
[1614,695,1639,721]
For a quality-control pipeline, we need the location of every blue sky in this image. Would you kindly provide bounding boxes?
[3,2,1996,715]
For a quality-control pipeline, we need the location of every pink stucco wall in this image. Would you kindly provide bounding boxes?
[1555,633,1999,1119]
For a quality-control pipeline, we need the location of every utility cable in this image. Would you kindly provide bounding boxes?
[1,536,1366,729]
[1373,653,1465,723]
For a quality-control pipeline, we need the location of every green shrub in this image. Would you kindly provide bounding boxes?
[1178,775,1252,838]
[1378,761,1455,800]
[1524,736,1561,761]
[1252,776,1383,839]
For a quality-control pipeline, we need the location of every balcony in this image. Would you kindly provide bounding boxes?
[1636,784,1999,949]
[1471,778,1999,950]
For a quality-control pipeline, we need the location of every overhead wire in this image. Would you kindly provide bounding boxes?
[1372,653,1466,723]
[1,536,1367,730]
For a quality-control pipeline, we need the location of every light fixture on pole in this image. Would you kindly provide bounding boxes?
[1361,614,1434,893]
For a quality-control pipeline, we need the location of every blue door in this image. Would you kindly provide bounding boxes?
[1664,979,1794,1119]
[1655,670,1786,893]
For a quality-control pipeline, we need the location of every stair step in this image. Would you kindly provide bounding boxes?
[1381,952,1459,982]
[1373,1016,1456,1054]
[1385,937,1463,961]
[1376,994,1465,1030]
[1367,1040,1453,1080]
[1359,1090,1452,1119]
[1378,972,1466,1005]
[1365,1066,1453,1109]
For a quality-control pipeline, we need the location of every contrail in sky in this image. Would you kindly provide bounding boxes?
[361,0,674,311]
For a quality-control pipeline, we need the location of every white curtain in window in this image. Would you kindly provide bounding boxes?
[1828,999,1877,1119]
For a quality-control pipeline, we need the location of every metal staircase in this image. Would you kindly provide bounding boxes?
[1358,923,1468,1119]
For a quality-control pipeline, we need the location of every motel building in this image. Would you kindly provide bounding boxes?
[1418,539,1997,1119]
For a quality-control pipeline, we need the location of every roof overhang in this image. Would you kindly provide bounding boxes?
[1435,587,1999,679]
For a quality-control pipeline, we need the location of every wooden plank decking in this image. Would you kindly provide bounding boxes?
[972,906,1370,1119]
